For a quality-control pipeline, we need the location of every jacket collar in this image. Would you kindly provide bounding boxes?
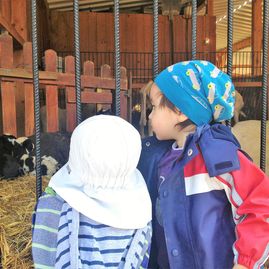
[142,124,241,177]
[193,124,241,177]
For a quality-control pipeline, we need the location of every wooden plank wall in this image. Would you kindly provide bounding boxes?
[46,12,216,80]
[0,0,28,45]
[48,12,216,53]
[37,0,50,60]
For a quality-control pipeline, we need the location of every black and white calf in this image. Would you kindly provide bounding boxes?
[0,132,70,179]
[19,154,59,177]
[41,155,59,177]
[19,154,36,175]
[0,134,33,178]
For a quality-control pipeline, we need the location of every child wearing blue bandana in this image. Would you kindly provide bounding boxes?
[138,60,269,269]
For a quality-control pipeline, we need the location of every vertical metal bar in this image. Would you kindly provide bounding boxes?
[153,0,159,79]
[260,0,268,171]
[139,53,141,79]
[97,52,99,75]
[226,0,233,127]
[73,0,82,125]
[132,53,134,79]
[31,0,42,200]
[128,71,133,122]
[192,0,197,60]
[227,0,233,77]
[114,0,121,116]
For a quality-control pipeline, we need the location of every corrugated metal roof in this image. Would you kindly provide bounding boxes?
[46,0,254,51]
[215,0,252,50]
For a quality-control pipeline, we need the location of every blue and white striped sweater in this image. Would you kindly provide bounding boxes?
[32,187,151,269]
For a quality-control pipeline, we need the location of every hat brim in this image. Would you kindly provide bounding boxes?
[49,164,152,229]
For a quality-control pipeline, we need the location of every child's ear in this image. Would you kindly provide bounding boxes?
[176,112,189,123]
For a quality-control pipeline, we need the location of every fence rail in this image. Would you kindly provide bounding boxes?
[56,51,263,82]
[0,33,128,137]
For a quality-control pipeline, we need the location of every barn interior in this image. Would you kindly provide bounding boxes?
[0,0,268,268]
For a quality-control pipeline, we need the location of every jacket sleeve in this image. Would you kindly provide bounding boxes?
[217,151,269,269]
[32,189,62,268]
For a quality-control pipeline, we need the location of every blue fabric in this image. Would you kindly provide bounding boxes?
[154,60,236,126]
[155,145,183,269]
[137,124,241,269]
[137,136,172,269]
[32,190,63,269]
[195,123,241,176]
[55,202,136,269]
[32,188,152,269]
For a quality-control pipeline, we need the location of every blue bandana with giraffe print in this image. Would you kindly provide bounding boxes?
[154,60,235,126]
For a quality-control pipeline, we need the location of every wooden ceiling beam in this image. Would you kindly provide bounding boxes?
[59,1,152,12]
[48,0,155,9]
[102,1,152,9]
[47,0,72,3]
[217,37,251,52]
[48,0,111,9]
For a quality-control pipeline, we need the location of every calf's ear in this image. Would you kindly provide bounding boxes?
[41,164,47,176]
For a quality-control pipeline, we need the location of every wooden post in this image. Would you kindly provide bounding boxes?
[0,33,13,69]
[65,56,76,132]
[11,0,28,42]
[23,42,33,70]
[83,61,95,94]
[99,64,112,112]
[15,80,25,137]
[24,83,34,136]
[23,42,35,136]
[83,60,95,77]
[1,82,17,135]
[44,49,59,132]
[252,0,262,76]
[120,66,128,120]
[82,60,95,119]
[0,33,17,136]
[207,0,214,16]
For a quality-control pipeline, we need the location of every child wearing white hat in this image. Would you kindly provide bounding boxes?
[32,115,152,269]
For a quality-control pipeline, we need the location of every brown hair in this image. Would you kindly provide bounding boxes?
[143,80,154,95]
[157,92,195,128]
[146,81,177,112]
[159,94,178,113]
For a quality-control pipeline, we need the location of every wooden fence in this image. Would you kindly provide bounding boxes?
[0,33,128,137]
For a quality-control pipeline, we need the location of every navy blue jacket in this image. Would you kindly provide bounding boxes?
[138,124,269,269]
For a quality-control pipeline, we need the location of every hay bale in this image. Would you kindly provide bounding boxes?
[0,176,48,269]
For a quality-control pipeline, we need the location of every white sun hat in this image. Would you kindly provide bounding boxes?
[49,115,151,229]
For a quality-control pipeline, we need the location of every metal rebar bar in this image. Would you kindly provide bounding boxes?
[31,0,42,200]
[73,0,82,124]
[226,0,233,127]
[192,0,197,60]
[114,0,121,116]
[260,0,268,171]
[153,0,159,78]
[227,0,233,77]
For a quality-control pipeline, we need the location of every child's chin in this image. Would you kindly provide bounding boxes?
[155,133,165,141]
